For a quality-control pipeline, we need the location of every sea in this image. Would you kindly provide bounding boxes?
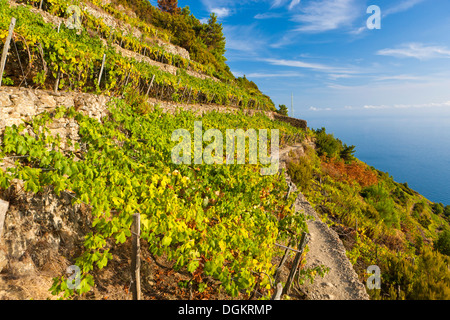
[303,107,450,206]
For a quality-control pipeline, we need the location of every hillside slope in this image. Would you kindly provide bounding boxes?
[1,0,449,301]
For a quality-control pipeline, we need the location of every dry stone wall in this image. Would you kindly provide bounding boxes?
[0,87,307,147]
[273,113,308,130]
[0,87,110,161]
[0,87,109,129]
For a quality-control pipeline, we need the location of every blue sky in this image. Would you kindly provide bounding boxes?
[166,0,450,120]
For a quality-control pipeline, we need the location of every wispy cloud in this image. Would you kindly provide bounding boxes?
[211,7,231,18]
[374,75,422,81]
[236,71,305,78]
[288,0,301,11]
[309,106,332,111]
[377,43,450,60]
[328,73,355,80]
[264,58,358,74]
[292,0,361,32]
[270,0,284,8]
[254,12,283,20]
[271,0,302,9]
[224,24,268,54]
[383,0,427,17]
[199,0,237,18]
[308,100,450,112]
[363,100,450,110]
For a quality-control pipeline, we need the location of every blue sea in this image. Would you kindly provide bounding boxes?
[303,107,450,205]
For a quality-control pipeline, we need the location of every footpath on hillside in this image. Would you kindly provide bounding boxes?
[279,145,370,300]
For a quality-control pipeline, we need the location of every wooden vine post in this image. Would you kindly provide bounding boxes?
[282,232,309,296]
[98,53,106,88]
[146,74,155,96]
[131,213,141,300]
[0,200,9,240]
[0,17,16,87]
[54,22,63,92]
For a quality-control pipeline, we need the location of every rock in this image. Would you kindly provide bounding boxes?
[0,248,7,273]
[0,199,9,239]
[321,282,334,288]
[0,87,110,135]
[9,258,35,277]
[0,92,12,107]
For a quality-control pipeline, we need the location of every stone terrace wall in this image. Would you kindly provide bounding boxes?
[0,87,307,136]
[273,114,308,130]
[0,87,109,129]
[0,87,110,154]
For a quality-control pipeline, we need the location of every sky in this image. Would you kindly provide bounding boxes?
[163,0,450,120]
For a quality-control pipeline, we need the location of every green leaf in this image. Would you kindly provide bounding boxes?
[187,260,199,274]
[161,235,172,247]
[115,231,127,244]
[63,164,72,177]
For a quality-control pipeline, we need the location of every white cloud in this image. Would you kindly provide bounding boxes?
[292,0,361,32]
[271,0,301,10]
[374,75,421,81]
[254,12,283,19]
[264,58,357,74]
[309,106,332,111]
[383,0,427,17]
[288,0,301,11]
[377,43,450,60]
[328,73,355,80]
[348,26,366,35]
[211,7,231,18]
[363,100,450,110]
[271,0,286,9]
[245,71,304,78]
[224,24,268,54]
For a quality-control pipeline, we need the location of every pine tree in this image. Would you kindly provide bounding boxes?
[157,0,181,14]
[202,13,226,62]
[277,104,288,116]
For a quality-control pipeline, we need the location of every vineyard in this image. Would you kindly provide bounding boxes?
[3,0,449,302]
[0,78,315,299]
[0,0,275,110]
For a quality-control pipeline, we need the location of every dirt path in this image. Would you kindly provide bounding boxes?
[279,145,369,300]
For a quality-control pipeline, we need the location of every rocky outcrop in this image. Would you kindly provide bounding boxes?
[0,180,92,299]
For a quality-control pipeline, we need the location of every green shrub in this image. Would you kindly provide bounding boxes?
[392,186,409,206]
[287,155,313,192]
[314,128,342,159]
[361,183,400,228]
[432,203,444,216]
[412,202,432,229]
[434,230,450,256]
[445,205,450,218]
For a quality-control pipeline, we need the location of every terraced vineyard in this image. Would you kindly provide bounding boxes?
[1,0,275,110]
